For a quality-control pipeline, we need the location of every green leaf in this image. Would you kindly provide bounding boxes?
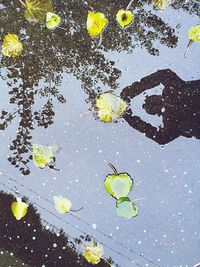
[104,173,133,199]
[116,197,138,219]
[32,144,60,168]
[116,10,134,28]
[25,0,53,23]
[95,93,127,123]
[46,12,61,29]
[87,11,108,37]
[83,241,104,264]
[188,25,200,42]
[153,0,169,11]
[2,33,23,58]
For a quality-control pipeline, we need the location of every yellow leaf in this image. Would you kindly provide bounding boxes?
[53,196,72,214]
[11,199,28,220]
[2,33,23,58]
[188,25,200,42]
[86,11,108,37]
[83,242,104,265]
[153,0,170,11]
[32,144,60,168]
[96,93,127,123]
[25,0,53,23]
[46,12,61,29]
[116,10,134,28]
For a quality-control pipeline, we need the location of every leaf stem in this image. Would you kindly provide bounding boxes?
[102,258,113,267]
[133,197,146,202]
[70,207,83,212]
[58,26,68,32]
[97,32,103,48]
[105,160,119,175]
[19,0,27,8]
[126,0,134,10]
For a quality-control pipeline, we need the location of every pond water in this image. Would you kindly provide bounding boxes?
[0,1,200,267]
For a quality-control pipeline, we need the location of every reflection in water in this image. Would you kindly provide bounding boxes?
[0,190,111,267]
[0,0,199,173]
[121,69,200,144]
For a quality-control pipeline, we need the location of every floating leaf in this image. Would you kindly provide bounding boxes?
[32,144,60,168]
[53,196,72,214]
[96,93,127,123]
[11,199,28,220]
[153,0,170,11]
[87,11,108,37]
[46,12,61,29]
[116,197,138,219]
[104,173,133,199]
[116,10,134,28]
[83,241,104,264]
[2,33,23,58]
[188,25,200,42]
[24,0,53,23]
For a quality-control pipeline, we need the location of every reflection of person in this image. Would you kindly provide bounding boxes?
[121,69,200,144]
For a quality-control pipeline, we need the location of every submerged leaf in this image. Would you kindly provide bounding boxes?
[87,11,108,37]
[116,10,134,28]
[116,197,138,219]
[46,12,61,29]
[25,0,53,23]
[188,25,200,42]
[2,33,23,58]
[53,196,72,214]
[11,199,28,220]
[32,144,60,168]
[96,93,127,123]
[83,241,104,264]
[153,0,170,11]
[104,173,133,199]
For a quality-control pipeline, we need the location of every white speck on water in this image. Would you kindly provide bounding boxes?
[53,243,57,248]
[92,224,97,229]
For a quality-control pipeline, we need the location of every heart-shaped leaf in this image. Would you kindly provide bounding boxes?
[116,197,138,219]
[46,12,61,29]
[2,33,23,58]
[25,0,53,23]
[83,241,104,264]
[11,199,28,220]
[53,196,72,214]
[32,144,60,168]
[96,93,127,123]
[87,11,108,37]
[104,173,133,199]
[188,25,200,42]
[116,10,134,28]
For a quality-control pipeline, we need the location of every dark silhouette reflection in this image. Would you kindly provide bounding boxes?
[0,190,112,267]
[121,69,200,144]
[0,0,199,173]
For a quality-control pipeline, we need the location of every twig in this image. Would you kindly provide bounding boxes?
[70,207,83,212]
[58,26,68,32]
[184,39,193,58]
[102,258,113,267]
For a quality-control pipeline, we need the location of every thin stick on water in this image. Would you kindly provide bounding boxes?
[19,0,27,8]
[184,39,193,58]
[104,160,119,175]
[126,0,135,10]
[97,32,103,48]
[70,207,83,213]
[133,197,146,202]
[80,107,96,117]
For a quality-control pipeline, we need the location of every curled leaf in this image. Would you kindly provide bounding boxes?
[11,199,28,220]
[25,0,53,23]
[188,25,200,42]
[32,144,60,168]
[87,11,108,37]
[83,241,104,264]
[2,33,23,58]
[46,12,61,29]
[96,93,127,123]
[116,10,134,28]
[116,197,138,219]
[53,196,72,214]
[104,173,133,199]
